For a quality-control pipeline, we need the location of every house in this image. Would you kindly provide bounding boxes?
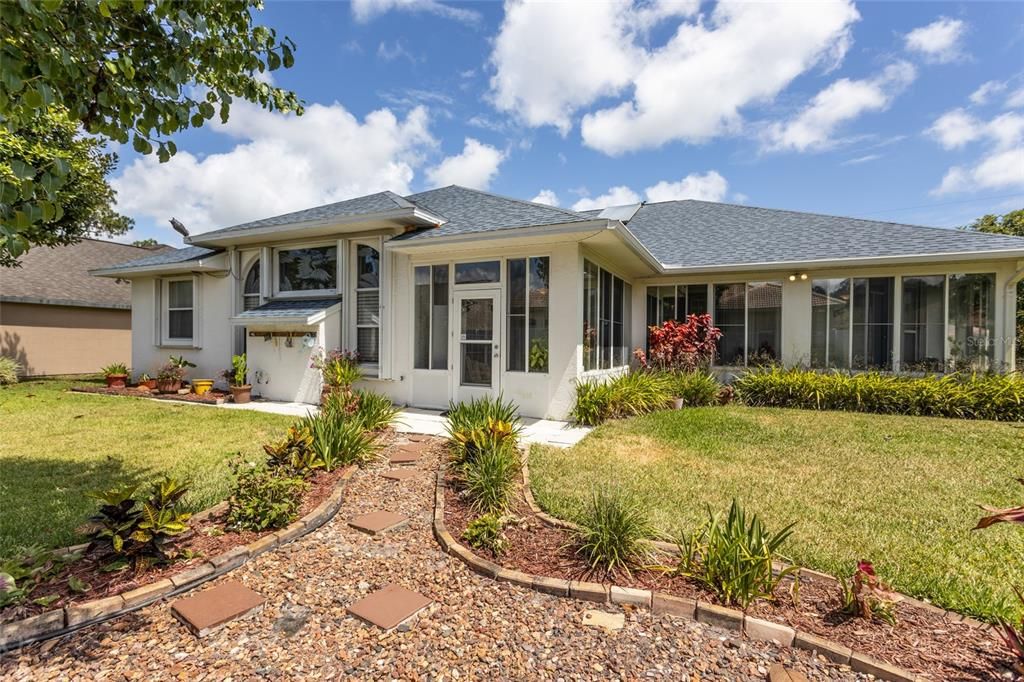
[91,186,1024,419]
[0,238,171,376]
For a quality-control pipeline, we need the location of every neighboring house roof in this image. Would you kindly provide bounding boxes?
[392,185,592,242]
[89,245,222,275]
[1,239,173,309]
[231,298,341,326]
[624,200,1024,269]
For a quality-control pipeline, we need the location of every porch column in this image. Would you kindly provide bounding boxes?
[781,278,811,367]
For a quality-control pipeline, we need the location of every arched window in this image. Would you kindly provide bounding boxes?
[243,261,261,311]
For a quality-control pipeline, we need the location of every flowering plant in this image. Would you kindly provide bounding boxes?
[634,314,722,372]
[310,348,361,389]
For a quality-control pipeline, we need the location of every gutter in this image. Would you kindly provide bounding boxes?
[89,256,227,278]
[654,248,1024,274]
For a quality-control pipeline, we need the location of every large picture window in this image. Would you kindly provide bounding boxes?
[646,284,708,326]
[582,259,630,371]
[354,244,380,365]
[414,264,449,370]
[811,279,851,369]
[948,273,995,370]
[507,256,550,373]
[277,246,337,293]
[162,278,194,345]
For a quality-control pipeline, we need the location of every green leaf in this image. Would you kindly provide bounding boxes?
[198,101,214,119]
[67,575,90,594]
[112,533,123,553]
[131,134,153,154]
[10,160,35,180]
[97,0,111,18]
[52,157,71,177]
[33,594,60,607]
[23,88,43,109]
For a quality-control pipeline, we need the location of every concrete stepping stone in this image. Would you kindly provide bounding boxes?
[768,664,809,682]
[389,449,421,465]
[171,580,265,637]
[381,469,418,481]
[582,609,624,632]
[348,511,410,535]
[405,434,431,443]
[347,584,432,631]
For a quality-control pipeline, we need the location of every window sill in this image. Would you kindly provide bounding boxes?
[158,342,198,349]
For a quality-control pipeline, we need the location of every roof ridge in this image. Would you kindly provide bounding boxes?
[406,185,591,221]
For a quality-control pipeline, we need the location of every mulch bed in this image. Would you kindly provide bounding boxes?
[0,462,356,627]
[443,477,1013,681]
[71,385,230,404]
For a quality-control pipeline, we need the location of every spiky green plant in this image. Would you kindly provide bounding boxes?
[572,490,655,578]
[459,444,520,514]
[353,389,401,431]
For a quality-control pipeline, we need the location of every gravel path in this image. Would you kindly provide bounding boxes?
[0,439,865,681]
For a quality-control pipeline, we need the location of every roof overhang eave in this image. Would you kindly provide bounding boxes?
[89,259,228,278]
[186,207,447,248]
[655,248,1024,274]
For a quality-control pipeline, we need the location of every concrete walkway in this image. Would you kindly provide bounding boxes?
[219,401,592,448]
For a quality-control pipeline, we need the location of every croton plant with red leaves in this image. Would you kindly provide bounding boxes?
[975,479,1024,672]
[634,313,723,372]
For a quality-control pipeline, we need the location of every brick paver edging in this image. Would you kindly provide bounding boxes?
[434,461,934,682]
[0,466,357,654]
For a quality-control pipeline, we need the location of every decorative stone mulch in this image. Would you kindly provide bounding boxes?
[2,439,862,680]
[70,385,229,404]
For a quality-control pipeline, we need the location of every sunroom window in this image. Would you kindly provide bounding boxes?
[414,264,449,370]
[582,259,630,371]
[507,256,549,373]
[901,275,945,371]
[646,284,708,326]
[355,244,380,365]
[948,273,995,370]
[852,277,895,370]
[277,246,337,293]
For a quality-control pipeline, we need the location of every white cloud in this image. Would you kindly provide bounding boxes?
[644,170,728,202]
[580,1,860,154]
[113,102,436,234]
[377,40,418,63]
[763,61,916,152]
[904,17,967,63]
[841,153,882,166]
[489,0,647,135]
[351,0,480,24]
[571,171,729,210]
[425,138,505,190]
[531,189,560,206]
[571,186,642,212]
[969,80,1006,106]
[1006,87,1024,110]
[929,109,1024,194]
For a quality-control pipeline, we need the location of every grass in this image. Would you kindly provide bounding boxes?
[0,378,294,557]
[529,405,1024,622]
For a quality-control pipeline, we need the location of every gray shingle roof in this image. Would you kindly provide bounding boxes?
[193,191,417,241]
[392,186,591,242]
[234,298,339,321]
[1,239,174,308]
[91,245,220,273]
[624,200,1024,268]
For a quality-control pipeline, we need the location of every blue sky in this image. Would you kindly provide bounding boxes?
[112,0,1024,247]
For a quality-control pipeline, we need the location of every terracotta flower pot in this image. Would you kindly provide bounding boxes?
[139,379,158,390]
[671,397,685,410]
[156,379,182,394]
[230,384,252,404]
[105,374,128,389]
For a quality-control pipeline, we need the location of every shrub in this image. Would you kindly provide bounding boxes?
[0,545,79,608]
[445,395,521,436]
[673,499,798,609]
[303,411,377,470]
[312,349,361,390]
[0,357,20,385]
[570,371,673,425]
[572,490,655,578]
[100,362,129,376]
[459,444,520,514]
[734,367,1024,421]
[86,477,192,564]
[634,313,722,371]
[263,424,322,477]
[664,370,720,407]
[462,513,508,555]
[353,389,400,431]
[839,560,900,626]
[227,462,306,532]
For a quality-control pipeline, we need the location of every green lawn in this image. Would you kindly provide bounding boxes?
[530,406,1024,622]
[0,379,295,557]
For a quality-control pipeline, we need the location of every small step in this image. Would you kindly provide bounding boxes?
[171,580,265,637]
[389,449,421,465]
[381,469,418,481]
[348,511,410,535]
[347,584,432,631]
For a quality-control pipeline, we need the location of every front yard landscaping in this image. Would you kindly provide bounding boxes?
[529,405,1024,624]
[0,378,294,557]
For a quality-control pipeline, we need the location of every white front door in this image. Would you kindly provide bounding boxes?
[454,290,500,403]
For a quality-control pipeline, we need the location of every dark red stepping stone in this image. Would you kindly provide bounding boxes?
[381,469,418,481]
[406,434,431,443]
[348,511,410,535]
[347,584,431,630]
[171,580,265,637]
[389,450,421,465]
[399,440,431,453]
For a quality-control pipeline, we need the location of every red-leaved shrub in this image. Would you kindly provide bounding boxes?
[634,314,723,372]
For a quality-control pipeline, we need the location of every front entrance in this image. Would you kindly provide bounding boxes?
[453,290,500,403]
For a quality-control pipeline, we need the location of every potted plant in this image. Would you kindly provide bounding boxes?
[192,378,214,395]
[225,353,251,404]
[156,363,186,393]
[137,372,157,391]
[101,362,130,389]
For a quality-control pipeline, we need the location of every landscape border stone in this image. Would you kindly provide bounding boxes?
[439,460,930,682]
[0,465,357,654]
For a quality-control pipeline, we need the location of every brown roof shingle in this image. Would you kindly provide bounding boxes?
[0,239,172,309]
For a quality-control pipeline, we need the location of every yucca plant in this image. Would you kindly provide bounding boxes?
[673,499,798,609]
[459,443,520,514]
[572,490,656,578]
[353,389,401,431]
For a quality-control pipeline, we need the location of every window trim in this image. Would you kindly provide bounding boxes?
[271,241,340,298]
[241,257,262,312]
[506,255,550,374]
[160,276,198,347]
[582,258,631,374]
[351,238,382,371]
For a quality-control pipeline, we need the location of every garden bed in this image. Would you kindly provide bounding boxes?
[443,475,1010,681]
[70,384,230,404]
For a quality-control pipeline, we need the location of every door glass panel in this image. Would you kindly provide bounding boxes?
[461,344,491,386]
[461,299,493,341]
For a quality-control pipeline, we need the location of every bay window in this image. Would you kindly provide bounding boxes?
[582,259,630,371]
[277,246,337,294]
[354,244,380,365]
[414,264,449,370]
[507,256,549,373]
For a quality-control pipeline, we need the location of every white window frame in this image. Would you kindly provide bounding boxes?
[271,241,340,298]
[581,258,631,375]
[241,256,262,311]
[160,276,198,347]
[506,255,550,374]
[412,262,450,372]
[350,238,382,372]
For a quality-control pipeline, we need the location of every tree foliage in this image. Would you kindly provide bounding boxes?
[0,107,132,266]
[966,209,1024,361]
[0,0,302,263]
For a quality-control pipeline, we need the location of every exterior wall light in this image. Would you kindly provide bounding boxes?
[788,273,809,281]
